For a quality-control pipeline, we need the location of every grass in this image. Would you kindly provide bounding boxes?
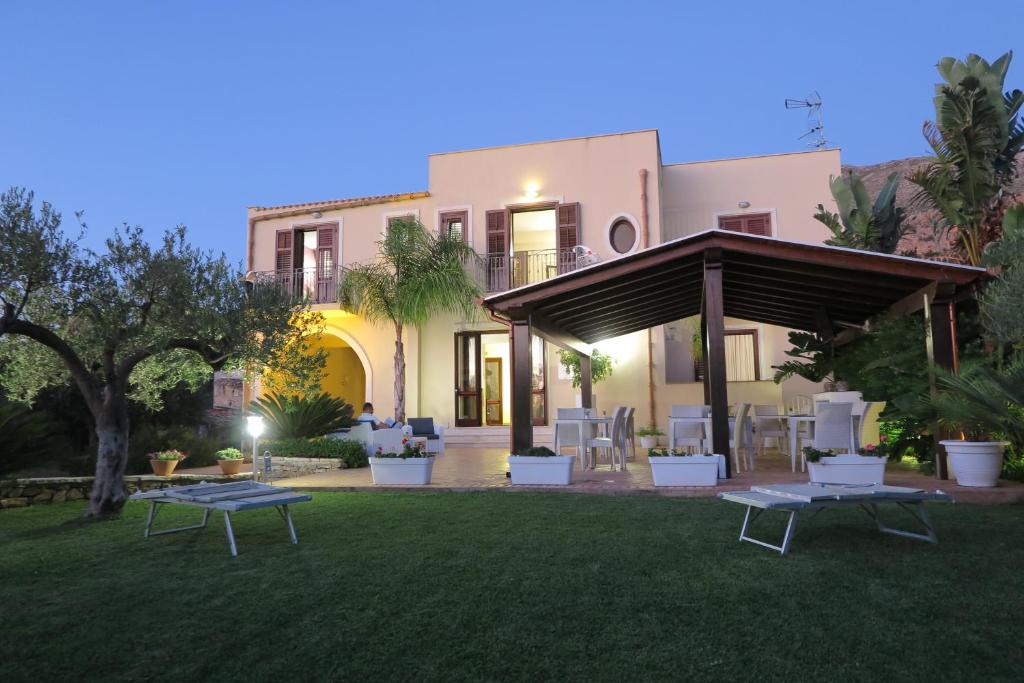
[1,493,1023,682]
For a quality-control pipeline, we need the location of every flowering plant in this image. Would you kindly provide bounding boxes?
[374,439,433,459]
[858,437,894,459]
[149,449,186,461]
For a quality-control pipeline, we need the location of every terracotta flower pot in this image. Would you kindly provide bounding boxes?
[150,459,180,476]
[218,458,243,475]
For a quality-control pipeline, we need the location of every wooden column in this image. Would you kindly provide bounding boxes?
[703,249,731,478]
[925,283,959,480]
[700,303,710,405]
[579,353,593,410]
[510,319,534,454]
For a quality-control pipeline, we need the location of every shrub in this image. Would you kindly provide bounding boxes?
[802,447,835,463]
[636,427,664,437]
[262,437,368,468]
[250,392,354,438]
[216,448,243,460]
[516,446,558,457]
[0,401,64,476]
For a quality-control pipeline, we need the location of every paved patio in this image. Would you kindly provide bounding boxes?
[220,447,1024,503]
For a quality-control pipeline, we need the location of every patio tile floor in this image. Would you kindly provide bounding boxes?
[227,447,1024,503]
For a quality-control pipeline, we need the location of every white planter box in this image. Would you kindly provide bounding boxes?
[648,455,720,487]
[508,455,576,485]
[807,455,886,485]
[941,440,1007,488]
[368,457,435,485]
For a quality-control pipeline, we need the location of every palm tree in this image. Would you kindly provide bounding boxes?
[340,218,481,421]
[909,51,1024,265]
[814,170,906,253]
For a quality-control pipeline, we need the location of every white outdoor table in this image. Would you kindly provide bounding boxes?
[553,416,613,469]
[130,481,312,556]
[719,483,954,555]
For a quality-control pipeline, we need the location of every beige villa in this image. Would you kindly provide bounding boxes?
[245,130,841,445]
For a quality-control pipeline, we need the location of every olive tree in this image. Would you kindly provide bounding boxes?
[0,188,306,517]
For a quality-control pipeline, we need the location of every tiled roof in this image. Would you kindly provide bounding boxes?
[249,191,429,214]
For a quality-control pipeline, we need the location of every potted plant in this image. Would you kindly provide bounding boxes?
[637,426,664,449]
[804,445,887,485]
[149,449,185,476]
[368,438,435,485]
[928,362,1022,488]
[215,447,244,475]
[507,446,575,485]
[647,448,719,486]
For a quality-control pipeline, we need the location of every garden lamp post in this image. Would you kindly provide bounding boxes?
[246,415,265,481]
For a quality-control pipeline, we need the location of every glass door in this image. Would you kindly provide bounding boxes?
[484,357,503,425]
[454,332,481,427]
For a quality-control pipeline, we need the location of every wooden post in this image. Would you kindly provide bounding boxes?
[700,303,710,405]
[510,319,533,455]
[925,283,958,480]
[703,249,731,478]
[579,353,593,410]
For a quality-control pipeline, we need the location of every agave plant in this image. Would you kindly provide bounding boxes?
[909,51,1024,265]
[250,392,354,439]
[924,359,1024,444]
[814,170,906,253]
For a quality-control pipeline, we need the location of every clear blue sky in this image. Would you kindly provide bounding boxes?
[2,1,1020,263]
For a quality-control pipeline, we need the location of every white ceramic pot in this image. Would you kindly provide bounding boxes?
[639,436,659,449]
[940,440,1007,487]
[368,457,435,485]
[507,455,575,485]
[807,454,886,485]
[648,455,720,487]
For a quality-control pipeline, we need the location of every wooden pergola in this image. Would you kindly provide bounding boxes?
[482,229,987,479]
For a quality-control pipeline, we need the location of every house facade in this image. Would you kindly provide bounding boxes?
[246,130,840,440]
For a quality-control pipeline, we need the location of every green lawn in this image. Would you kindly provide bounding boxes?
[1,493,1022,682]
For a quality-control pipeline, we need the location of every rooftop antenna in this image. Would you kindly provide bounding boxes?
[785,91,826,149]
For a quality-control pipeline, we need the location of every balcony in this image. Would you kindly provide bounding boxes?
[477,249,578,293]
[250,266,344,305]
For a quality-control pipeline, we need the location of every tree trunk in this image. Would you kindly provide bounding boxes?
[393,322,406,422]
[87,400,131,517]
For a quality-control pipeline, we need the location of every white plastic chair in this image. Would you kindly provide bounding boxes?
[670,405,706,453]
[586,407,627,471]
[554,408,586,463]
[753,405,787,458]
[729,402,754,472]
[799,402,853,471]
[623,407,637,461]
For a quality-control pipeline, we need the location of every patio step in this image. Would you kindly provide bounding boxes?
[445,426,554,448]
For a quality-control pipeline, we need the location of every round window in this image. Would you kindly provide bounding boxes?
[609,218,637,254]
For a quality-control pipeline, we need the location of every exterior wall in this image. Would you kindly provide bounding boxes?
[429,130,663,255]
[660,149,840,242]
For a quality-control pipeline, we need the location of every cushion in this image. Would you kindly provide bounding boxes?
[408,418,435,436]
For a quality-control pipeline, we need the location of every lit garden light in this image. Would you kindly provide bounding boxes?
[246,415,265,481]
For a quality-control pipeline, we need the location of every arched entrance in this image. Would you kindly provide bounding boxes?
[313,326,372,406]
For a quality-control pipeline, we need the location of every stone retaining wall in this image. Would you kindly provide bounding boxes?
[259,457,342,481]
[0,473,251,509]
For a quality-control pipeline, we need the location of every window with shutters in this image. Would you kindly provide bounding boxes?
[439,210,469,243]
[386,214,416,232]
[723,329,760,381]
[717,212,772,236]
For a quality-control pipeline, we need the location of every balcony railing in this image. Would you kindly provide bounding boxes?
[477,249,577,293]
[253,249,577,303]
[250,266,344,305]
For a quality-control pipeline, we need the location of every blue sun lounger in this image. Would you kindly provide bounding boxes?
[719,483,953,555]
[130,481,312,556]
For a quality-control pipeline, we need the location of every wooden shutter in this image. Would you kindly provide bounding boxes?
[440,210,468,243]
[557,202,580,273]
[485,210,507,255]
[718,213,771,236]
[275,229,293,273]
[315,224,338,304]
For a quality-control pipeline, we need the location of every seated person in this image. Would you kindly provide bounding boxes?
[355,403,400,431]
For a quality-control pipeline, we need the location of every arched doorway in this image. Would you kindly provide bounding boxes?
[312,327,371,406]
